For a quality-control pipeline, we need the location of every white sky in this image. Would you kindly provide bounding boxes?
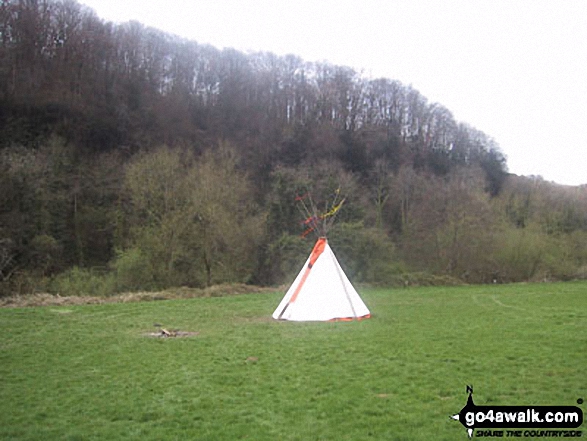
[79,0,587,186]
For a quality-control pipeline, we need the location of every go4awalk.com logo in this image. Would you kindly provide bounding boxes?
[450,386,584,438]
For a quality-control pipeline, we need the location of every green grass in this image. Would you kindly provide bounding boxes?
[0,282,585,440]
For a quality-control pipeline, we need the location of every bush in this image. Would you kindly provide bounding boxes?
[492,224,585,282]
[49,267,116,297]
[265,233,311,285]
[575,265,587,280]
[384,271,466,287]
[492,225,548,282]
[329,222,400,285]
[29,234,62,276]
[112,247,156,292]
[0,271,49,297]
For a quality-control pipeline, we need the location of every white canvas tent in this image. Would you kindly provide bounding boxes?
[272,237,371,321]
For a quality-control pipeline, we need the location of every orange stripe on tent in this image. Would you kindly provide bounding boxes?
[329,313,371,322]
[289,238,326,304]
[308,237,326,267]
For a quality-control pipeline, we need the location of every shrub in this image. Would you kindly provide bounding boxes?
[492,224,585,282]
[329,222,400,285]
[49,267,116,297]
[265,233,311,285]
[29,234,62,276]
[112,247,157,292]
[492,225,548,282]
[384,271,466,287]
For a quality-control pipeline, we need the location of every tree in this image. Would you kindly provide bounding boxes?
[188,143,264,286]
[401,167,497,282]
[369,159,393,230]
[120,143,263,288]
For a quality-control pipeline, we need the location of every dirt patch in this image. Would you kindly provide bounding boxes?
[0,293,108,308]
[0,284,280,308]
[144,330,200,338]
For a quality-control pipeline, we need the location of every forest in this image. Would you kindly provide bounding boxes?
[1,0,586,296]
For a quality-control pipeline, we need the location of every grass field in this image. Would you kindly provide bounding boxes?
[0,282,585,440]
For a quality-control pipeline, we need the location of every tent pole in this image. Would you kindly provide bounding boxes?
[331,244,358,318]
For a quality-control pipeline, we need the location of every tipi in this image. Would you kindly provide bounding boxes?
[272,237,371,321]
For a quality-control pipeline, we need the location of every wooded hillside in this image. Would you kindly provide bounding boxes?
[1,0,586,295]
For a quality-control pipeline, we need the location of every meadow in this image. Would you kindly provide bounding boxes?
[0,282,585,440]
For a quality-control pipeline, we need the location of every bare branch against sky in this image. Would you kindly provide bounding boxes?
[80,0,586,185]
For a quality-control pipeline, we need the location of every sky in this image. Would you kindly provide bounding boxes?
[78,0,587,186]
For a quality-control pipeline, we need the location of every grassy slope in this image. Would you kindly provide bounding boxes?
[0,282,585,440]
